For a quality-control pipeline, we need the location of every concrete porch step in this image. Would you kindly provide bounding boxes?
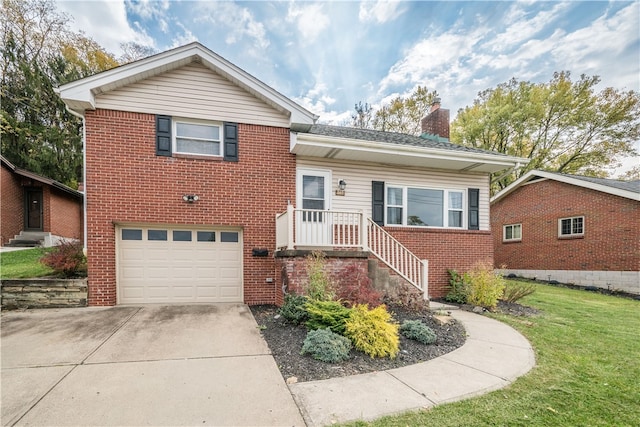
[7,231,50,247]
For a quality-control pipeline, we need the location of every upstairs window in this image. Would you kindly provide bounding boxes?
[503,224,522,242]
[174,121,221,156]
[559,216,584,237]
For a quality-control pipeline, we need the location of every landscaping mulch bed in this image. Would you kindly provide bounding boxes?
[250,303,466,383]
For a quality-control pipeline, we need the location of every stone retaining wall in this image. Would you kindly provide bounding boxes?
[1,278,88,309]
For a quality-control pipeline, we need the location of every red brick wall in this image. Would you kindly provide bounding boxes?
[49,188,83,242]
[84,109,295,306]
[383,227,493,298]
[1,165,24,245]
[276,253,369,300]
[492,180,640,271]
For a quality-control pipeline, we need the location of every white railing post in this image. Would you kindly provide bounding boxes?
[421,259,429,300]
[287,204,295,250]
[360,212,368,251]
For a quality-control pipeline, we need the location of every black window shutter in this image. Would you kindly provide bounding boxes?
[156,115,172,156]
[223,122,239,162]
[372,181,385,226]
[468,188,480,230]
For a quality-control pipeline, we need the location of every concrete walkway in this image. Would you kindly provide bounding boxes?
[1,303,535,427]
[289,302,535,426]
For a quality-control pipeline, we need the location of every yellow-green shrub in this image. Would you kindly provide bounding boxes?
[466,262,506,310]
[344,304,399,359]
[305,300,351,334]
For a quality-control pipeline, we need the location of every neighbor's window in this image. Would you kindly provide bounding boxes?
[174,120,221,156]
[503,224,522,242]
[386,186,463,228]
[559,216,584,237]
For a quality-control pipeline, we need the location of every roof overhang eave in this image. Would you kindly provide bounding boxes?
[292,133,527,173]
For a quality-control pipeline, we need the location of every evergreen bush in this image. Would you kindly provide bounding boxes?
[305,300,351,334]
[300,328,352,363]
[344,304,399,359]
[279,293,309,324]
[400,320,437,344]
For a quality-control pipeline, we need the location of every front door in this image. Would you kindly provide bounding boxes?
[297,169,332,246]
[25,189,43,231]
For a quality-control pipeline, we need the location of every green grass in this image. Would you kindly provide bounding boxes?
[0,248,54,279]
[342,282,640,427]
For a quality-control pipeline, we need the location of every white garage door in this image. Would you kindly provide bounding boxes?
[117,226,242,304]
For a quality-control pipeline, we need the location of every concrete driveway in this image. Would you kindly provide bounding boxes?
[1,305,304,426]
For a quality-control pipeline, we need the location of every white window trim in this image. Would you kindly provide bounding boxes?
[503,223,522,242]
[385,185,465,228]
[558,216,585,237]
[172,118,223,157]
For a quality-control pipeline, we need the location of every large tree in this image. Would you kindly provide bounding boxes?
[451,72,640,193]
[1,0,118,187]
[372,86,439,135]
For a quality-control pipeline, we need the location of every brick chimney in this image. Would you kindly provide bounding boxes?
[421,97,450,139]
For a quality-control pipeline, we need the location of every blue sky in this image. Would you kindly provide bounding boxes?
[57,0,639,174]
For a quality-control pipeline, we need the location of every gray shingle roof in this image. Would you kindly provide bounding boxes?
[300,124,513,158]
[554,173,640,194]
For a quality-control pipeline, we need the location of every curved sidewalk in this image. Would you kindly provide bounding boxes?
[288,303,536,426]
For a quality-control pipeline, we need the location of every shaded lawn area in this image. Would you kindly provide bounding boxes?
[342,282,640,427]
[0,248,54,279]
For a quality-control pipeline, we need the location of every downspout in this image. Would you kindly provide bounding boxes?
[491,162,522,185]
[64,105,87,253]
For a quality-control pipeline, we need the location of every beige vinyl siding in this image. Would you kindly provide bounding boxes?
[297,157,491,230]
[96,63,289,127]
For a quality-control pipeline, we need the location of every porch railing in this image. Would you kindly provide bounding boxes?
[275,206,428,298]
[367,218,428,297]
[275,205,366,250]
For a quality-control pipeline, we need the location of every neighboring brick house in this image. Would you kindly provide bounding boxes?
[491,170,640,295]
[57,42,524,306]
[1,156,83,247]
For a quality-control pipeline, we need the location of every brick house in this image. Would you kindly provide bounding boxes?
[56,42,524,306]
[491,170,640,295]
[1,156,83,247]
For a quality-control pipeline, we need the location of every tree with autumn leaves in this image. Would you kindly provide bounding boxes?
[354,74,639,193]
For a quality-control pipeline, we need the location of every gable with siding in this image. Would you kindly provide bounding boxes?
[96,63,289,128]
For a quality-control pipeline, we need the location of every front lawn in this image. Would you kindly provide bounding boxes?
[342,282,640,426]
[0,248,54,279]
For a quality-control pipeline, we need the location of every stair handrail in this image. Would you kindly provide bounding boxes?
[367,218,428,297]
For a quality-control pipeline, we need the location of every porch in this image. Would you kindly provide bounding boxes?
[275,206,428,298]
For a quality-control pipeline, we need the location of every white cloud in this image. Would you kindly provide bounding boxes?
[286,2,329,43]
[194,2,269,50]
[359,1,405,24]
[56,0,155,55]
[486,2,570,52]
[169,24,198,48]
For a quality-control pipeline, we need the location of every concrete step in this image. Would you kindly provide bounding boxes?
[5,239,42,248]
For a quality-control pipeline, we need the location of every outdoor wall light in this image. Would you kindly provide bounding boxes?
[182,194,199,203]
[338,179,347,191]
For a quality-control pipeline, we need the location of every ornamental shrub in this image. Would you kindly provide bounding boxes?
[305,300,351,334]
[344,304,399,359]
[445,269,470,304]
[300,328,352,363]
[502,281,536,303]
[336,263,382,308]
[279,293,309,324]
[466,262,506,310]
[40,240,86,278]
[304,251,335,301]
[400,320,437,344]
